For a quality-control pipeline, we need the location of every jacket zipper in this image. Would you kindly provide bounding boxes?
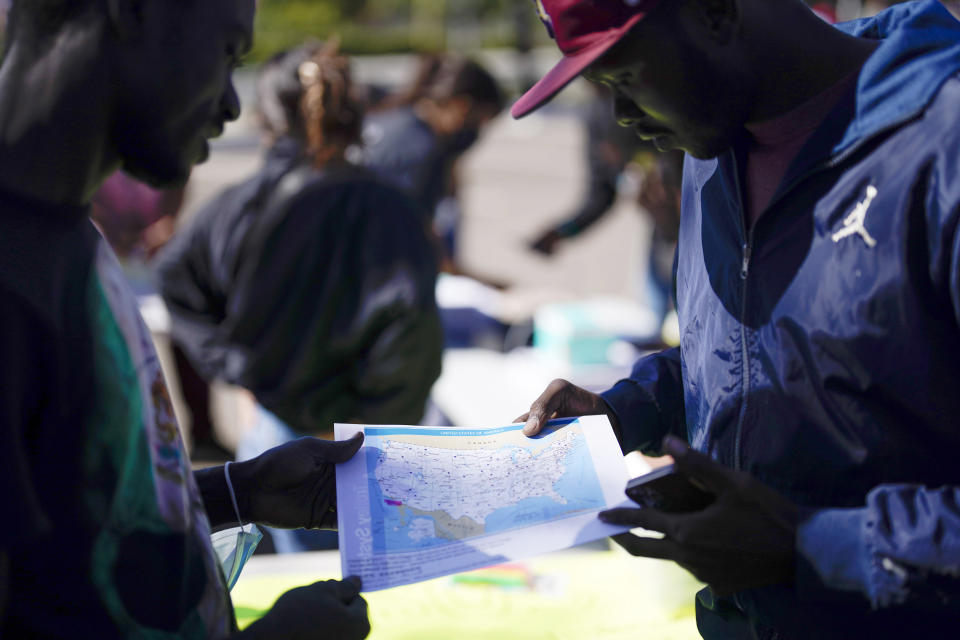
[729,131,867,470]
[722,107,922,470]
[731,155,752,472]
[729,139,857,470]
[740,242,753,280]
[735,238,752,471]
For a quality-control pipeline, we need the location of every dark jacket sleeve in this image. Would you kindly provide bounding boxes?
[0,297,51,546]
[552,123,624,238]
[154,188,248,382]
[599,347,686,454]
[797,485,960,611]
[337,269,443,426]
[796,136,960,613]
[222,172,442,433]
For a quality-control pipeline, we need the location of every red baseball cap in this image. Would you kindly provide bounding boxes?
[511,0,665,119]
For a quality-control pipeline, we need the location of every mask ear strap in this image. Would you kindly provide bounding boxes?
[223,462,246,533]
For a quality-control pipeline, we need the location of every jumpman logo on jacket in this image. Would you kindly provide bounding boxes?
[832,185,878,248]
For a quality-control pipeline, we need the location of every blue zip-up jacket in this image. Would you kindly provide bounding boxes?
[600,2,960,635]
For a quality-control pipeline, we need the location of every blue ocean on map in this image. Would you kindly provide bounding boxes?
[363,426,606,554]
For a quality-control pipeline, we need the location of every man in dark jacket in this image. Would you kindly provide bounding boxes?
[516,0,960,636]
[157,45,442,443]
[0,1,369,636]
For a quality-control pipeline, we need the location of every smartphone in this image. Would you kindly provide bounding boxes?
[625,463,715,513]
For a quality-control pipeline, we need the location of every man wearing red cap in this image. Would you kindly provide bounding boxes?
[517,0,960,636]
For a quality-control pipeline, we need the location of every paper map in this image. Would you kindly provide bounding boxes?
[335,416,631,591]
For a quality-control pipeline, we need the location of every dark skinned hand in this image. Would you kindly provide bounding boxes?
[236,577,369,640]
[232,433,364,530]
[515,378,624,444]
[529,229,563,256]
[599,435,798,597]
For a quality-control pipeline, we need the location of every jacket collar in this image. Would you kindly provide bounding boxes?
[689,0,960,195]
[833,0,960,154]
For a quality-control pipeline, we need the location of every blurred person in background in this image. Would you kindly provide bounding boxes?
[807,0,838,21]
[528,85,683,334]
[158,44,324,465]
[156,42,442,553]
[516,0,960,636]
[90,170,186,291]
[0,0,370,636]
[363,54,517,351]
[91,169,228,463]
[361,54,504,272]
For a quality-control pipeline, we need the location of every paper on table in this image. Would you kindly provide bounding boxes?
[334,415,632,591]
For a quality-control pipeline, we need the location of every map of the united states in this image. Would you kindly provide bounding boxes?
[366,425,605,551]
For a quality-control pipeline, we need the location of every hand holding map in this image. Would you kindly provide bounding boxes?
[335,416,632,591]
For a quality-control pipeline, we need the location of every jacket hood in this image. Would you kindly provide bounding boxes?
[834,0,960,153]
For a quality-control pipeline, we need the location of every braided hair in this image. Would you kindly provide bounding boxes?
[298,39,364,167]
[255,44,322,143]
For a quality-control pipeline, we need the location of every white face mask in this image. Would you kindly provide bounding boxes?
[211,461,263,590]
[211,524,263,590]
